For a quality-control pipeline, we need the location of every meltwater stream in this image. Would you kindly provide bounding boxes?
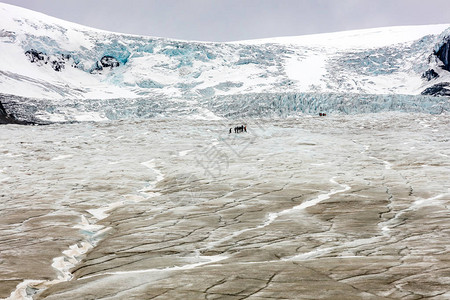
[6,153,167,299]
[204,178,350,250]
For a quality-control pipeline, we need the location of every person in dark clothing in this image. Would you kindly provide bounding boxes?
[231,125,247,133]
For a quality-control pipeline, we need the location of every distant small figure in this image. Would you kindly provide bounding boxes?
[319,113,323,116]
[232,125,246,133]
[319,112,327,117]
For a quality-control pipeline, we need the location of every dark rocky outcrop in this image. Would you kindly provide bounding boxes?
[52,54,71,72]
[0,100,33,125]
[0,94,52,125]
[435,37,450,71]
[422,69,439,81]
[25,50,72,72]
[92,56,120,72]
[100,56,120,69]
[421,82,450,97]
[51,60,63,72]
[25,49,46,62]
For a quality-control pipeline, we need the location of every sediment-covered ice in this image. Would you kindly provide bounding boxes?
[1,114,448,299]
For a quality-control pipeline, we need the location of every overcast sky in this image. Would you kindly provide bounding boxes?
[2,0,450,42]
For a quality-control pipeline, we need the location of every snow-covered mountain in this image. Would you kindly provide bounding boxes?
[0,2,449,122]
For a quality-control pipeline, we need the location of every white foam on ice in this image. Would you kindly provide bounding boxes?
[51,154,73,161]
[139,159,165,197]
[413,193,448,208]
[7,237,97,299]
[0,169,10,183]
[7,279,47,300]
[378,192,449,237]
[206,178,350,249]
[179,149,193,157]
[74,215,103,232]
[52,242,93,281]
[86,201,124,221]
[365,145,393,170]
[284,236,382,261]
[141,159,165,184]
[79,254,229,280]
[277,178,350,214]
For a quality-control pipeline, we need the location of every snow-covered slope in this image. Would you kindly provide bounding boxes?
[1,2,450,99]
[0,3,449,121]
[236,25,450,49]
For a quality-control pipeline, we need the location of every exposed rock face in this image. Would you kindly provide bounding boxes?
[52,54,71,72]
[435,37,450,70]
[422,69,439,81]
[92,56,120,72]
[0,95,51,125]
[421,82,450,96]
[0,100,31,125]
[0,101,9,123]
[25,49,72,72]
[25,49,46,63]
[100,56,120,69]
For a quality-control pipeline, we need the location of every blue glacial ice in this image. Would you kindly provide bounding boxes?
[203,93,449,118]
[1,92,448,124]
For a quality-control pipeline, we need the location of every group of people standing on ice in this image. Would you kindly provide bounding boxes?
[229,125,246,134]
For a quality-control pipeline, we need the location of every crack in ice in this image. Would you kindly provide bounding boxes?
[79,253,229,280]
[205,178,350,250]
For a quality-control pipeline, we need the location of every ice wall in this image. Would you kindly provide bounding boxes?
[1,92,448,124]
[204,93,449,118]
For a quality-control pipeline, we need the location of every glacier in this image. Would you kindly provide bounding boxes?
[0,2,450,122]
[1,3,450,300]
[204,92,449,118]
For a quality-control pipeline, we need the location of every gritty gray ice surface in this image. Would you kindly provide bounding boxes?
[0,113,449,299]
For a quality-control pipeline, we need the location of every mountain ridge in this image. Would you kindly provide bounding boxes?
[0,2,449,122]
